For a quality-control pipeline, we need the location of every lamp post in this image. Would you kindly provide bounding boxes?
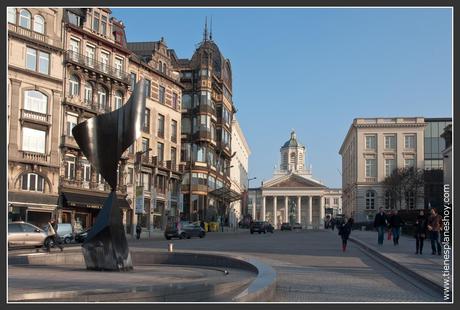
[134,148,151,238]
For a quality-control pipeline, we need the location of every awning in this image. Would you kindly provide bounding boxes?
[59,192,130,209]
[209,187,242,203]
[8,191,59,207]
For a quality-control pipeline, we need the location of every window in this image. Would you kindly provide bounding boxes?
[195,145,206,162]
[92,12,100,32]
[26,47,49,74]
[26,48,36,71]
[69,75,80,97]
[172,92,178,109]
[86,45,95,67]
[365,159,376,178]
[21,173,44,192]
[8,8,16,24]
[171,120,177,142]
[182,94,192,109]
[384,135,396,149]
[406,191,415,209]
[142,138,149,152]
[157,114,165,138]
[19,9,31,29]
[157,142,164,163]
[365,190,376,209]
[325,198,330,205]
[159,86,165,104]
[100,51,109,73]
[141,173,150,191]
[69,38,80,57]
[222,105,231,126]
[384,159,396,177]
[22,127,46,153]
[38,51,49,74]
[143,108,150,132]
[114,91,123,110]
[24,90,47,114]
[384,191,393,209]
[64,155,76,180]
[144,79,151,97]
[130,73,137,90]
[194,115,211,132]
[181,143,191,162]
[334,198,339,205]
[365,135,376,149]
[114,57,123,78]
[404,158,415,168]
[66,113,78,136]
[182,118,191,134]
[163,63,167,74]
[127,167,134,185]
[67,11,81,27]
[405,135,416,149]
[101,15,107,35]
[200,90,211,106]
[82,159,91,183]
[158,61,163,72]
[33,15,45,34]
[98,87,107,110]
[171,147,177,167]
[84,82,93,104]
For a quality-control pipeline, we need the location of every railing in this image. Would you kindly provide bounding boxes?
[65,95,110,114]
[8,23,48,45]
[19,150,48,162]
[64,50,130,84]
[365,177,377,183]
[21,109,51,124]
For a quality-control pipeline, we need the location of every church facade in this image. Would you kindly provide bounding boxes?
[249,131,341,229]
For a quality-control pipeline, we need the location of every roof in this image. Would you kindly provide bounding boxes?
[282,130,303,148]
[208,187,242,203]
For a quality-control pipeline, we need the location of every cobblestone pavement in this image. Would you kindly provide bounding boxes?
[127,229,443,302]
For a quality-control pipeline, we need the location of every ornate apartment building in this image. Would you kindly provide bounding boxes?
[174,28,240,223]
[339,117,426,222]
[7,8,183,235]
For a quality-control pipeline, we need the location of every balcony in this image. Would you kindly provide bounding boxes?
[365,177,377,183]
[8,23,61,48]
[192,129,214,142]
[61,134,79,149]
[64,95,110,114]
[19,150,49,163]
[20,109,51,125]
[194,103,216,115]
[64,50,130,84]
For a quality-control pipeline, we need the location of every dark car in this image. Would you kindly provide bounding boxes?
[292,223,302,230]
[280,223,292,231]
[164,221,205,240]
[74,227,91,243]
[264,222,274,233]
[250,221,266,234]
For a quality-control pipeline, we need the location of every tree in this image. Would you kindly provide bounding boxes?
[383,168,406,209]
[383,167,424,210]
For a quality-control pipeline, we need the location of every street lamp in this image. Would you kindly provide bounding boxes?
[134,147,151,237]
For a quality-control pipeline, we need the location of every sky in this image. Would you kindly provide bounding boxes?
[111,7,452,188]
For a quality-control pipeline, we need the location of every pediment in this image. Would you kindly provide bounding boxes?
[265,174,326,189]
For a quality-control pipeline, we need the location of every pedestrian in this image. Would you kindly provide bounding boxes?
[414,210,428,255]
[338,218,354,252]
[374,207,388,246]
[46,219,63,252]
[331,217,336,231]
[135,223,142,240]
[388,210,405,246]
[427,208,442,255]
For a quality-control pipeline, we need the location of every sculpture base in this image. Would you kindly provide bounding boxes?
[82,191,133,271]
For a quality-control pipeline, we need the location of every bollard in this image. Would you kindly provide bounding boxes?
[168,243,174,252]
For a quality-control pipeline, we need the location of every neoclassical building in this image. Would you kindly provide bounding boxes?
[249,131,341,229]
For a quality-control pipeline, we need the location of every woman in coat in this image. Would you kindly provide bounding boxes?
[414,210,428,255]
[339,218,354,252]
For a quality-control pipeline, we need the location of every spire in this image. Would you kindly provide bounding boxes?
[210,16,213,40]
[291,129,296,141]
[203,16,208,42]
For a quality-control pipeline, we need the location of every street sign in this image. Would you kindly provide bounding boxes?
[135,186,144,214]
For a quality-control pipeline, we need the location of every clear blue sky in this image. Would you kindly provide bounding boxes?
[112,7,452,188]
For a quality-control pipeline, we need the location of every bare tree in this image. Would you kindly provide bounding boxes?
[383,167,424,210]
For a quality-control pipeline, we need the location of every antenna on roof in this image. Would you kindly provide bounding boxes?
[210,16,213,40]
[203,17,208,41]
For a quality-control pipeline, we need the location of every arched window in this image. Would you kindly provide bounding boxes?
[365,190,376,209]
[84,82,93,104]
[24,90,47,114]
[8,8,16,24]
[158,61,162,71]
[384,191,393,209]
[182,94,192,110]
[98,87,107,110]
[163,63,167,74]
[21,173,45,192]
[290,152,296,163]
[69,75,80,97]
[114,91,123,109]
[33,15,45,33]
[19,9,31,29]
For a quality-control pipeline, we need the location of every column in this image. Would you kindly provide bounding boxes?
[308,196,312,228]
[297,196,301,224]
[8,79,21,155]
[252,201,256,220]
[320,196,325,229]
[273,196,277,228]
[262,196,266,221]
[284,196,288,223]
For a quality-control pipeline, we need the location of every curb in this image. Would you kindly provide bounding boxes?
[349,236,443,295]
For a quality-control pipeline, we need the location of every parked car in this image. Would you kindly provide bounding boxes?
[250,221,267,234]
[74,227,91,243]
[164,221,206,240]
[42,223,74,244]
[280,223,292,231]
[8,221,51,249]
[264,222,274,233]
[292,223,302,230]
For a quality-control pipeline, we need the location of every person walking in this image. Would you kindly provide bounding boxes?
[427,208,442,255]
[388,210,405,245]
[46,219,63,252]
[414,210,428,255]
[331,217,336,231]
[338,218,354,252]
[374,207,387,246]
[135,223,142,240]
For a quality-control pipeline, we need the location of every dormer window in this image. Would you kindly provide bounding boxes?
[101,15,107,36]
[93,12,100,32]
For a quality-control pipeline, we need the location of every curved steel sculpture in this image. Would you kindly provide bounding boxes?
[72,79,146,271]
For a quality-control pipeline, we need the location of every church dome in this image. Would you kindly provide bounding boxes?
[282,130,301,148]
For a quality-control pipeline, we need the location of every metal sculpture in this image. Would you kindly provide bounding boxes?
[72,79,146,271]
